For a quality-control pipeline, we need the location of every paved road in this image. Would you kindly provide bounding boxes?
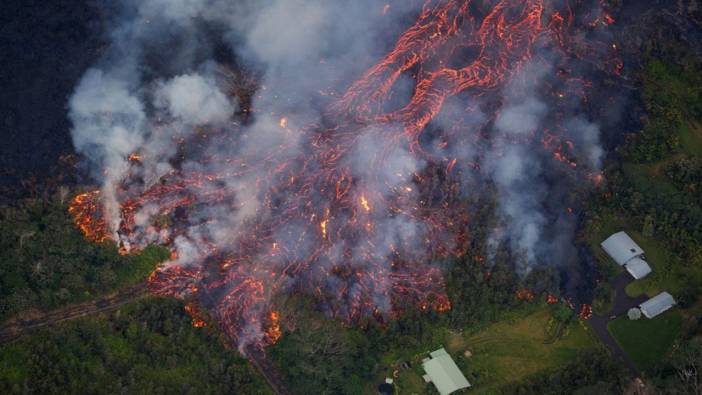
[587,272,648,377]
[0,283,148,344]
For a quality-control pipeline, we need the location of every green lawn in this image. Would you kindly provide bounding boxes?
[623,231,683,297]
[608,310,682,371]
[447,308,598,394]
[366,303,546,395]
[365,304,596,395]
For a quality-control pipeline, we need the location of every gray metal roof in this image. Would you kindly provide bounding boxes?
[624,257,652,279]
[639,292,676,318]
[422,348,471,395]
[601,231,644,266]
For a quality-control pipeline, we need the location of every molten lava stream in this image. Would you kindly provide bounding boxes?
[69,0,616,350]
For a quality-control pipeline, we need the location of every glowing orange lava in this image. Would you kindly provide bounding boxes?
[69,0,619,349]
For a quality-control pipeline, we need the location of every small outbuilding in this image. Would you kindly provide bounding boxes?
[639,292,676,319]
[601,231,652,280]
[422,348,471,395]
[624,257,652,280]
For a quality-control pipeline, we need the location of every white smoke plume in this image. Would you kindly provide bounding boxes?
[155,73,236,125]
[485,55,605,274]
[68,0,618,347]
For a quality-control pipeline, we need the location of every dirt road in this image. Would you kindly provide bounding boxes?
[0,283,148,344]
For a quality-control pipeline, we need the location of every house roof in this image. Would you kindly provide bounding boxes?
[624,257,652,279]
[422,348,471,395]
[639,292,676,318]
[601,231,644,266]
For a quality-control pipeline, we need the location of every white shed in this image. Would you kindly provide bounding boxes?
[624,257,652,280]
[601,231,644,265]
[422,348,471,395]
[601,231,652,280]
[639,292,676,319]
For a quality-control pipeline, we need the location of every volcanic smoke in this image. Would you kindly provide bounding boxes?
[68,0,621,351]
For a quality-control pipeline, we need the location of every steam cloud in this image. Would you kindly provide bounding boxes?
[68,0,618,349]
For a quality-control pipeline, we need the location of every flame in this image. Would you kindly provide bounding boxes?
[68,191,111,243]
[184,303,208,328]
[579,304,593,320]
[319,208,330,239]
[359,195,371,212]
[265,310,282,344]
[279,116,288,128]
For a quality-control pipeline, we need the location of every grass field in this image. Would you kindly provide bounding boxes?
[608,310,682,372]
[447,308,597,394]
[622,231,682,298]
[370,305,597,395]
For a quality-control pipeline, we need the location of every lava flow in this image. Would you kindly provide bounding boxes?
[70,0,619,351]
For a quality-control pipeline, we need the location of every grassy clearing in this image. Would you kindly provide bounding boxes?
[366,303,547,394]
[448,307,597,394]
[115,244,170,286]
[608,310,682,372]
[623,231,678,297]
[365,304,564,394]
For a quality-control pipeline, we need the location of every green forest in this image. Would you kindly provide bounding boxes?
[0,297,270,394]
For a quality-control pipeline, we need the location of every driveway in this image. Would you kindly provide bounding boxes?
[587,271,649,377]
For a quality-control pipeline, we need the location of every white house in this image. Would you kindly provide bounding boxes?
[600,231,652,279]
[422,348,471,395]
[639,292,676,319]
